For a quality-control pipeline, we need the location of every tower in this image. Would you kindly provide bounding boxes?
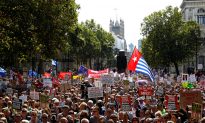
[109,19,125,38]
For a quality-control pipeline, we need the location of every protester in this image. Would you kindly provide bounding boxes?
[0,68,204,123]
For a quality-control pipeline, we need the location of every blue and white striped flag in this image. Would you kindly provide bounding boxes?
[136,57,154,82]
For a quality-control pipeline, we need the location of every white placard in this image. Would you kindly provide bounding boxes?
[43,78,52,88]
[30,91,39,100]
[19,95,27,103]
[88,87,103,99]
[100,74,114,85]
[94,81,102,88]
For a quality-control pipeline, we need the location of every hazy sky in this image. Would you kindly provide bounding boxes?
[75,0,182,46]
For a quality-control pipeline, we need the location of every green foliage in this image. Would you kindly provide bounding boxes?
[141,6,201,74]
[76,19,115,68]
[0,0,114,69]
[0,0,79,67]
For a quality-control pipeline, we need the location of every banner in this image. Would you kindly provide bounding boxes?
[88,87,103,98]
[138,86,153,96]
[180,91,202,109]
[88,69,109,79]
[164,95,180,111]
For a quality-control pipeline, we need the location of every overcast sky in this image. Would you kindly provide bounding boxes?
[75,0,182,46]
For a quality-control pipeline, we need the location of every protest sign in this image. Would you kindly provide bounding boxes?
[43,78,52,88]
[116,95,132,111]
[138,86,153,96]
[192,103,202,121]
[94,81,102,88]
[30,91,39,100]
[13,99,22,110]
[88,87,103,99]
[19,95,27,104]
[164,95,179,111]
[6,88,13,96]
[100,74,114,85]
[180,91,202,109]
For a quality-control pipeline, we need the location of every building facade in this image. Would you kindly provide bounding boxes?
[181,0,205,71]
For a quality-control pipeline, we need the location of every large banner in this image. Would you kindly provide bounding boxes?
[180,91,202,109]
[88,69,109,79]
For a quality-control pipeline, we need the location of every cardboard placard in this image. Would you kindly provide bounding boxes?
[138,86,153,96]
[180,91,202,109]
[88,87,103,99]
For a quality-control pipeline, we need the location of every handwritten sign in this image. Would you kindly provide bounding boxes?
[88,87,103,99]
[180,91,202,109]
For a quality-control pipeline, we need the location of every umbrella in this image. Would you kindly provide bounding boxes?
[0,67,6,77]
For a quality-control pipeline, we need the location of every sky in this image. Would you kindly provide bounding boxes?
[75,0,182,46]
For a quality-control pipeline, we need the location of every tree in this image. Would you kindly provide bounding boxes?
[75,19,115,69]
[0,0,79,68]
[141,6,201,75]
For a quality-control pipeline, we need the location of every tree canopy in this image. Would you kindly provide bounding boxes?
[0,0,79,67]
[141,6,201,75]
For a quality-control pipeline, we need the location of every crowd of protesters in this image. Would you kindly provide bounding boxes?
[0,68,204,123]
